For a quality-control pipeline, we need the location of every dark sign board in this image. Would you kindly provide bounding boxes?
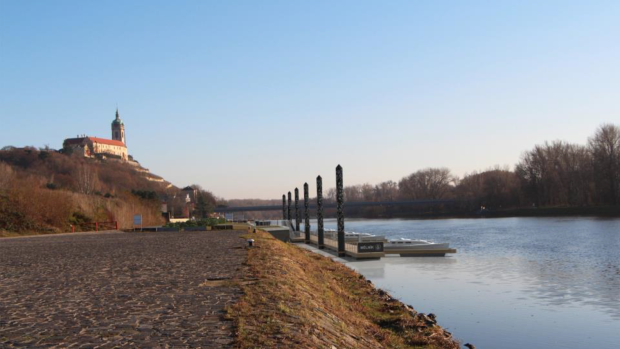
[357,242,384,253]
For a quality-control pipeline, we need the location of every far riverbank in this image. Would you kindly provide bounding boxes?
[339,205,620,220]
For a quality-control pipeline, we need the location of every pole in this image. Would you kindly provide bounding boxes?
[282,194,286,221]
[317,175,324,249]
[294,188,300,232]
[336,165,345,257]
[304,182,310,243]
[287,191,292,225]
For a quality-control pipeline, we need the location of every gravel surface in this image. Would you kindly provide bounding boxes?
[0,230,248,348]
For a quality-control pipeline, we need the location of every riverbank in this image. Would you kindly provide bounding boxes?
[229,229,460,349]
[474,205,620,218]
[342,205,620,220]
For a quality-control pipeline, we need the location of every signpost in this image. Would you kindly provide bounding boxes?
[133,214,143,231]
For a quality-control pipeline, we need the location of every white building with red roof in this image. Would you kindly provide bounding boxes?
[63,109,128,161]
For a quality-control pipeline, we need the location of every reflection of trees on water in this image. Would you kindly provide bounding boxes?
[518,218,620,319]
[515,254,620,320]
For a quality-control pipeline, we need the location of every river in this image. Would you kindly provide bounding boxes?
[319,217,620,349]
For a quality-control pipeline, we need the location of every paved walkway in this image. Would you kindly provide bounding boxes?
[0,230,247,348]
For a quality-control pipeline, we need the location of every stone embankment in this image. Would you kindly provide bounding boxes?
[229,229,461,349]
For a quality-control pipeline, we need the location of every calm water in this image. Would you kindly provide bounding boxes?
[319,217,620,349]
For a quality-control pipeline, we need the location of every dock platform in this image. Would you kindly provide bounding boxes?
[385,248,457,257]
[308,233,384,259]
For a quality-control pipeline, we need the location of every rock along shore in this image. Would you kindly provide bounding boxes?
[229,229,461,349]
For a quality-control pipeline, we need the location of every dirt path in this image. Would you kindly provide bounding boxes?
[0,230,247,348]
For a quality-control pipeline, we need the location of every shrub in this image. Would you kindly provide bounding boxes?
[164,217,226,229]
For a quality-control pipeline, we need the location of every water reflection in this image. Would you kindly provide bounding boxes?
[316,217,620,349]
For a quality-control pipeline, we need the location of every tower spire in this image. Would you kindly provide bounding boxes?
[112,107,125,144]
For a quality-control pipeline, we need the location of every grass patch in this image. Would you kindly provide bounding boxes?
[0,230,58,238]
[228,230,460,349]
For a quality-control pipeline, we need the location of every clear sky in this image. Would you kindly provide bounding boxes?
[1,1,619,199]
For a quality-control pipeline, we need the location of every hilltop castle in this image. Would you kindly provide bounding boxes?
[63,109,128,161]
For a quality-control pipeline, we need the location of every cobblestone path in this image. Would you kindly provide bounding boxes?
[0,230,248,348]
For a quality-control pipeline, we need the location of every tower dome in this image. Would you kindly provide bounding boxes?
[112,108,124,126]
[111,108,126,144]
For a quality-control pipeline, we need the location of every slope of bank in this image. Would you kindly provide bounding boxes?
[229,230,461,349]
[0,189,163,237]
[0,147,167,235]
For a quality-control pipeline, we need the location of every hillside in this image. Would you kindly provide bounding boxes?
[0,146,175,234]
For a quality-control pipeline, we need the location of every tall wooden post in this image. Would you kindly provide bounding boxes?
[287,191,292,223]
[282,194,286,221]
[294,188,300,231]
[316,175,324,249]
[336,165,345,257]
[304,183,310,243]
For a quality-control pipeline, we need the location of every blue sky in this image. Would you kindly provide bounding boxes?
[1,1,619,199]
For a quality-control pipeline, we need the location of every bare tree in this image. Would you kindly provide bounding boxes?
[343,185,362,202]
[398,168,454,200]
[326,188,336,201]
[516,141,594,206]
[76,164,99,195]
[457,167,522,208]
[0,162,13,192]
[360,184,375,201]
[588,124,620,205]
[374,180,399,201]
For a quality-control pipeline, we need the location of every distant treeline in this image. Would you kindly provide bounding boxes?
[227,123,620,219]
[329,123,620,217]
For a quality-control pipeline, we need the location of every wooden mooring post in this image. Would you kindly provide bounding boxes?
[304,183,310,243]
[287,191,292,223]
[282,194,286,220]
[294,188,300,231]
[316,175,325,249]
[336,165,345,257]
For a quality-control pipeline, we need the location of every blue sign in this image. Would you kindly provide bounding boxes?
[133,214,142,226]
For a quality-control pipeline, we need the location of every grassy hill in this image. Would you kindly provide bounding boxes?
[0,146,174,235]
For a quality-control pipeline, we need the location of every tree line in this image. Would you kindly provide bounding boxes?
[324,124,620,214]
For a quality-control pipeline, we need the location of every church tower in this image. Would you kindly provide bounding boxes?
[111,108,126,144]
